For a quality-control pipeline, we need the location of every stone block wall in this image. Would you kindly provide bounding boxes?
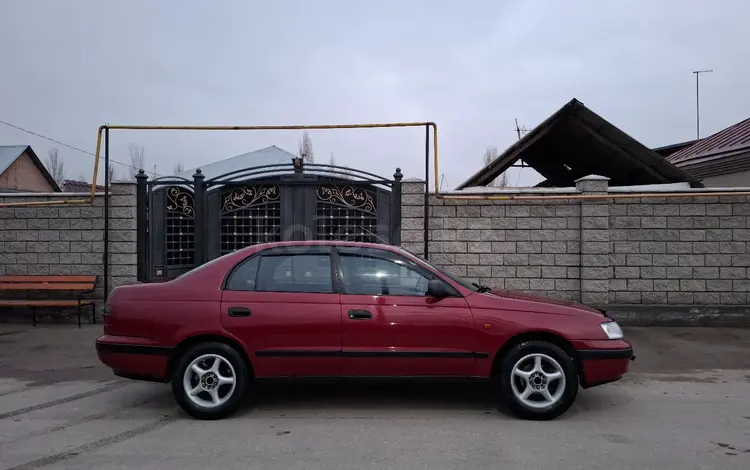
[401,176,750,308]
[0,181,138,309]
[608,195,750,305]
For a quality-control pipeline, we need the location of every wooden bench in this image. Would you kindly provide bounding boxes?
[0,275,98,328]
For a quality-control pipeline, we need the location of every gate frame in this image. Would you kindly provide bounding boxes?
[135,158,404,282]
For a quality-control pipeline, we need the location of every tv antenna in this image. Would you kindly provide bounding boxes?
[514,118,531,140]
[513,118,532,186]
[439,173,448,191]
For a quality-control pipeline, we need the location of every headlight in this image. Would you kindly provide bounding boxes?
[600,321,623,340]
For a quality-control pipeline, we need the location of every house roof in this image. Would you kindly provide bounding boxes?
[652,139,701,158]
[665,117,750,179]
[457,99,702,189]
[174,145,297,180]
[0,145,30,175]
[63,179,105,192]
[0,145,62,192]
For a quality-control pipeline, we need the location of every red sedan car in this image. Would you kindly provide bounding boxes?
[96,241,633,420]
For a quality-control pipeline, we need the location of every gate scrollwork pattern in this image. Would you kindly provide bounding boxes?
[222,185,280,214]
[166,186,195,217]
[317,185,376,215]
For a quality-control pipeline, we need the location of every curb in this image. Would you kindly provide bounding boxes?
[603,304,750,327]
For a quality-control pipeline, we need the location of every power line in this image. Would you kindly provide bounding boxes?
[0,119,160,177]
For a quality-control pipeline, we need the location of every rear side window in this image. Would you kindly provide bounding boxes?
[256,254,333,293]
[226,256,260,291]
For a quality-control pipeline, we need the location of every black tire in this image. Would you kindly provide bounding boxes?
[171,342,250,420]
[497,340,578,421]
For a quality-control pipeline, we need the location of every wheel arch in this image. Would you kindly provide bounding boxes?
[490,331,581,378]
[166,334,255,379]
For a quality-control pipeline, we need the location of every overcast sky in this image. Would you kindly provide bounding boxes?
[1,0,748,188]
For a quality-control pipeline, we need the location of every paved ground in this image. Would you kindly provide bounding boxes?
[0,325,749,469]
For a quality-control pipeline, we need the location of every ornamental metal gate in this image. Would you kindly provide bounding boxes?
[136,160,403,282]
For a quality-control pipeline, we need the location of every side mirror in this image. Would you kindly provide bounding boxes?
[426,279,451,298]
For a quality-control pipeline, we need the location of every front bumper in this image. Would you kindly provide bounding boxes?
[573,340,634,389]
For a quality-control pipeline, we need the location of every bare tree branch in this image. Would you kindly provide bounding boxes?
[128,143,146,180]
[298,132,315,163]
[329,152,353,179]
[108,164,116,182]
[45,147,65,187]
[174,162,185,174]
[497,171,508,188]
[482,146,508,187]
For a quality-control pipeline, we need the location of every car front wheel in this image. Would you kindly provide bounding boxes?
[171,342,249,420]
[498,341,578,420]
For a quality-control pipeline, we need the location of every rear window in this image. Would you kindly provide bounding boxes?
[174,250,237,281]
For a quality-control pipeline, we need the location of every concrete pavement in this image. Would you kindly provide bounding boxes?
[0,325,749,469]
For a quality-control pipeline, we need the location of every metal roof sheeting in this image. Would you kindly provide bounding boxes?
[666,118,750,179]
[174,145,297,181]
[652,139,701,158]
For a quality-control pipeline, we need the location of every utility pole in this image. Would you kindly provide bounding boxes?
[693,69,713,139]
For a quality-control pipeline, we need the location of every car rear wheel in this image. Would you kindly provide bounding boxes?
[171,342,249,420]
[498,341,578,420]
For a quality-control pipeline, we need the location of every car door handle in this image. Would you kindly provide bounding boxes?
[348,309,372,320]
[228,307,251,317]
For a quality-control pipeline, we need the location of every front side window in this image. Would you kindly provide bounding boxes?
[256,254,333,294]
[338,249,432,296]
[398,247,480,292]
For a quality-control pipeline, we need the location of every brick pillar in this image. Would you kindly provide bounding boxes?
[400,179,427,256]
[108,181,138,290]
[576,175,610,305]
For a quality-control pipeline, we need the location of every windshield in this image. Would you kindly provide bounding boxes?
[398,247,481,292]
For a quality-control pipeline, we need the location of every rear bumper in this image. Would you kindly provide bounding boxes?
[573,340,634,389]
[95,335,172,383]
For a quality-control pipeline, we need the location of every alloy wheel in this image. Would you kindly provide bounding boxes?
[510,353,566,409]
[182,353,237,408]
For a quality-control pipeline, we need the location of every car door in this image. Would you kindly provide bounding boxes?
[336,246,481,377]
[220,245,342,378]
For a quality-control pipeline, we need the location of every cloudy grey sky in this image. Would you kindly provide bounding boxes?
[1,0,748,188]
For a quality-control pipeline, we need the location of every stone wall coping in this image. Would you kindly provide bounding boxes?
[608,184,750,193]
[0,181,136,198]
[437,186,580,195]
[409,181,750,196]
[0,192,103,197]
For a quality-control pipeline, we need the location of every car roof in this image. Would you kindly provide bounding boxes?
[245,240,400,252]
